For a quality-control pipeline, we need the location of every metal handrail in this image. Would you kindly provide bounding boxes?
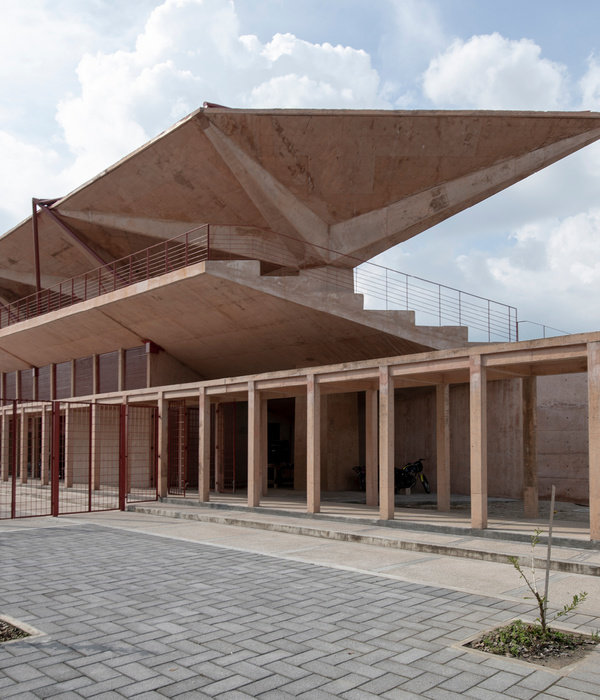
[1,222,521,341]
[516,321,569,341]
[0,225,209,329]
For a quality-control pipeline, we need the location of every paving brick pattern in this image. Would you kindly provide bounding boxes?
[0,523,597,698]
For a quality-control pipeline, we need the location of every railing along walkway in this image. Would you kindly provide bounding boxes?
[1,224,519,342]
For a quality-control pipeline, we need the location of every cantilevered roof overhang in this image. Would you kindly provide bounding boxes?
[0,260,469,378]
[1,107,600,376]
[2,108,600,302]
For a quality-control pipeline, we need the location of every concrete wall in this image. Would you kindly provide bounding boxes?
[296,373,590,504]
[322,394,361,491]
[293,393,361,492]
[149,350,202,388]
[537,373,588,503]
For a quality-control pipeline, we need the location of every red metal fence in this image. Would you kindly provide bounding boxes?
[167,400,187,496]
[0,399,157,520]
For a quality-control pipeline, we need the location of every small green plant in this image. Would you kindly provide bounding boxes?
[475,619,586,659]
[508,527,588,634]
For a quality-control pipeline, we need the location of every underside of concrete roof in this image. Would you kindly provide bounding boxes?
[2,108,600,286]
[1,107,599,376]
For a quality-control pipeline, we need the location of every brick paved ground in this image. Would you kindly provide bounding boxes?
[1,521,599,698]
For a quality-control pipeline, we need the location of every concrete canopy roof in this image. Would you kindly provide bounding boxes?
[1,107,600,379]
[2,107,600,304]
[0,261,461,379]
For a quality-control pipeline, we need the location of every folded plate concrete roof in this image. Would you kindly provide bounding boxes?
[2,108,600,299]
[1,108,600,377]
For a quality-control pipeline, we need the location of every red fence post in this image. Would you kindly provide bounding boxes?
[88,403,93,512]
[10,401,17,519]
[51,401,60,517]
[119,404,127,511]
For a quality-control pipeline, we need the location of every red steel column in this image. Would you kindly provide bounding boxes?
[119,404,127,511]
[51,402,60,517]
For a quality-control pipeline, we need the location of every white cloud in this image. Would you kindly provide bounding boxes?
[1,0,386,228]
[0,132,65,231]
[53,0,385,186]
[580,56,600,110]
[248,34,381,108]
[422,33,569,110]
[456,210,600,333]
[380,0,447,102]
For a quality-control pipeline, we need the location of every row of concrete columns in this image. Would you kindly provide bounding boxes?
[161,360,550,533]
[0,344,580,536]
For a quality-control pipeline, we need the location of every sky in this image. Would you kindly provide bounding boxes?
[2,0,600,337]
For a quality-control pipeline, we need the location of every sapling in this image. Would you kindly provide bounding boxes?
[508,527,587,634]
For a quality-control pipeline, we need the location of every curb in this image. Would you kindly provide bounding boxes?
[126,503,600,577]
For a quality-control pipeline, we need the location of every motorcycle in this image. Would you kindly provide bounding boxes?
[353,458,430,494]
[395,458,430,494]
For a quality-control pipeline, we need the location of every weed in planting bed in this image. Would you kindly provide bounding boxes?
[0,619,29,643]
[467,619,599,669]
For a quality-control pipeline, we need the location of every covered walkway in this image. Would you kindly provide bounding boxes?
[3,330,599,541]
[152,331,600,541]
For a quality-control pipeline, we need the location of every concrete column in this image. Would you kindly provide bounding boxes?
[365,388,378,507]
[247,381,262,508]
[306,375,321,514]
[70,360,76,398]
[436,383,451,512]
[522,376,539,518]
[157,392,169,497]
[198,387,211,502]
[261,397,268,497]
[588,342,600,541]
[20,407,27,484]
[470,355,488,529]
[379,366,395,520]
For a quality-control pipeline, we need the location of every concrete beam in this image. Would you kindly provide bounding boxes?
[203,122,330,267]
[57,211,206,241]
[329,128,600,261]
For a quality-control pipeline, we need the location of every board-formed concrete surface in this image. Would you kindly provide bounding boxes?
[1,514,600,698]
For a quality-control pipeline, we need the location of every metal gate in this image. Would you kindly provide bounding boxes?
[215,402,237,493]
[166,400,238,496]
[167,400,187,495]
[0,400,158,519]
